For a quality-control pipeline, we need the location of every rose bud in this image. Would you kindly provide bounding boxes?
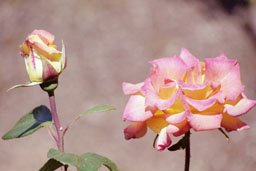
[19,29,66,83]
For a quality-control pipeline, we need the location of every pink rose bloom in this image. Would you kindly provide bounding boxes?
[122,48,256,151]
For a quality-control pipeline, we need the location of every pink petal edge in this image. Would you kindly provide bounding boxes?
[123,95,153,122]
[188,114,223,131]
[123,122,147,140]
[122,82,144,95]
[156,127,172,151]
[166,111,187,124]
[142,78,181,110]
[224,98,256,116]
[185,96,216,111]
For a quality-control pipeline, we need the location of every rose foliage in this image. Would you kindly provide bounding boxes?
[122,48,256,151]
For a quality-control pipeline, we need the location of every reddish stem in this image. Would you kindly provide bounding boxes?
[48,91,66,171]
[48,91,63,151]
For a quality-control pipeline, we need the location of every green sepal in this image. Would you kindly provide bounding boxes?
[7,82,41,92]
[39,149,118,171]
[79,105,116,117]
[218,128,230,142]
[168,132,190,151]
[2,105,52,140]
[40,78,58,93]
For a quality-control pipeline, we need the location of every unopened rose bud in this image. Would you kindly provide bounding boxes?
[20,29,66,83]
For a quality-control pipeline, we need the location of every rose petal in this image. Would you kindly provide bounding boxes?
[123,122,147,140]
[24,53,43,82]
[179,81,208,91]
[30,29,55,44]
[179,48,202,83]
[122,82,144,95]
[179,48,199,68]
[204,57,243,101]
[166,111,187,124]
[185,96,216,111]
[211,91,225,104]
[172,119,191,136]
[210,81,220,90]
[150,56,187,92]
[216,54,228,60]
[221,114,250,132]
[166,124,180,133]
[219,64,244,101]
[60,41,67,71]
[143,78,180,110]
[41,57,59,81]
[191,102,224,115]
[27,34,61,61]
[20,43,30,56]
[188,114,222,131]
[123,95,153,122]
[146,117,169,134]
[204,56,237,83]
[32,41,62,61]
[156,127,172,151]
[179,81,209,99]
[164,96,186,114]
[159,82,177,99]
[224,97,256,116]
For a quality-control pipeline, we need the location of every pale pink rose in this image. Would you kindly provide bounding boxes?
[122,48,256,151]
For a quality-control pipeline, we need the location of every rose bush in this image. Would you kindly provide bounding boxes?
[20,29,66,83]
[122,48,256,151]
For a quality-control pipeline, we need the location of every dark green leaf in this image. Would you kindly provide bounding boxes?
[39,159,63,171]
[2,105,52,140]
[168,133,189,151]
[79,105,116,117]
[46,149,118,171]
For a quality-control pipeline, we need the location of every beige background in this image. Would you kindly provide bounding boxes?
[1,0,256,170]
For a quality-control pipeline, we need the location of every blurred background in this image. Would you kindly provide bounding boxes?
[1,0,256,170]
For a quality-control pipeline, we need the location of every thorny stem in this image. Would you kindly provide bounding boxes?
[48,91,67,171]
[184,131,191,171]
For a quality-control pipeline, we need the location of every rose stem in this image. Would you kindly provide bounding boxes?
[184,130,191,171]
[48,91,66,171]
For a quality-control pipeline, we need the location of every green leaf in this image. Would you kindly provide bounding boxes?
[2,105,52,140]
[80,153,118,171]
[79,105,116,117]
[39,159,63,171]
[43,149,118,171]
[47,149,79,167]
[168,133,190,151]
